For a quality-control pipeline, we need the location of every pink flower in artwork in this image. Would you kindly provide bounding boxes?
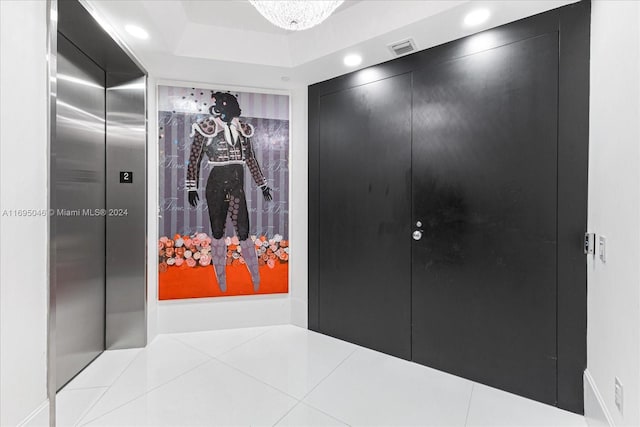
[165,240,174,248]
[193,251,201,260]
[165,247,175,257]
[183,238,192,248]
[200,239,210,248]
[159,262,168,273]
[175,247,185,258]
[186,258,197,268]
[196,233,208,241]
[270,244,278,252]
[199,254,211,266]
[174,257,184,266]
[159,236,170,244]
[184,250,193,259]
[166,257,176,266]
[192,238,201,247]
[267,258,276,269]
[158,241,165,250]
[231,236,240,246]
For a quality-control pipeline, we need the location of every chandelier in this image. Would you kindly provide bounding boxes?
[249,1,344,31]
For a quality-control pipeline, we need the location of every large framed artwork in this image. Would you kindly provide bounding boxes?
[157,84,289,300]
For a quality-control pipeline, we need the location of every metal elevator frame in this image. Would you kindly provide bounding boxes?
[47,0,148,423]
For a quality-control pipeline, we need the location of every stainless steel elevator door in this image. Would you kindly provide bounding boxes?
[55,35,106,390]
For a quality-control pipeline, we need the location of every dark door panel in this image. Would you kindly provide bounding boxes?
[411,34,559,404]
[317,74,412,359]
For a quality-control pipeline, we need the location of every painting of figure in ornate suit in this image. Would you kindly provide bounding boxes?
[158,85,289,300]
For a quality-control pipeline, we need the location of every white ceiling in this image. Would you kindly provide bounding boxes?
[83,0,578,89]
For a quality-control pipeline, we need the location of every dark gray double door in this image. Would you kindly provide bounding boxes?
[316,34,559,404]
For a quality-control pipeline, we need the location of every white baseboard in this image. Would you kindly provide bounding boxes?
[157,294,291,334]
[17,399,49,427]
[584,370,615,427]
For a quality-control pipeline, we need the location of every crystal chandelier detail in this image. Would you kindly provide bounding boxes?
[249,0,344,31]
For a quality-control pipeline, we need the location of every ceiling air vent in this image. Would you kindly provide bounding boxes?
[388,38,416,57]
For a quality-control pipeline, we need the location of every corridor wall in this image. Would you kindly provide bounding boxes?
[0,1,51,425]
[585,2,640,426]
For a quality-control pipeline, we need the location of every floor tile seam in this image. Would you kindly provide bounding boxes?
[299,347,359,401]
[464,383,475,427]
[166,326,274,360]
[77,359,212,426]
[164,334,219,361]
[64,385,112,391]
[69,387,110,427]
[270,400,303,427]
[212,355,304,402]
[210,326,276,358]
[290,401,354,427]
[73,349,146,425]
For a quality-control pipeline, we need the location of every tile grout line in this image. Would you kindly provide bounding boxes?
[73,349,145,426]
[276,400,354,427]
[270,400,303,427]
[67,387,109,427]
[289,347,360,427]
[464,383,475,427]
[79,327,355,426]
[300,347,358,401]
[167,327,305,401]
[207,328,357,426]
[216,326,276,357]
[65,385,113,391]
[171,325,276,359]
[271,345,360,427]
[77,359,212,426]
[213,332,361,407]
[212,356,303,402]
[76,333,212,426]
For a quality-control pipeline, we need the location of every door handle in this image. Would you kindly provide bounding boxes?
[412,230,423,241]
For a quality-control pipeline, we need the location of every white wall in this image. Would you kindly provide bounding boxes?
[146,77,159,342]
[585,2,640,426]
[0,1,51,426]
[288,86,308,328]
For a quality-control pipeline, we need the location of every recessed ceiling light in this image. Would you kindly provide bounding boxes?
[464,9,490,27]
[344,54,362,67]
[125,24,149,40]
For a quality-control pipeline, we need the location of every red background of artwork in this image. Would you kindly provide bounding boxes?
[159,263,288,300]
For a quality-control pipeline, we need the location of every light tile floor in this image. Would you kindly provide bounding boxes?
[50,325,586,427]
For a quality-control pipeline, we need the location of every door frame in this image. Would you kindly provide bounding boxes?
[308,1,590,413]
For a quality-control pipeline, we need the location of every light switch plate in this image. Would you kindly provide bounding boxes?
[584,233,595,255]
